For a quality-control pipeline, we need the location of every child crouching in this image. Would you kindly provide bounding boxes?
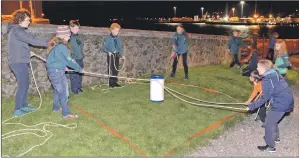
[246,59,294,152]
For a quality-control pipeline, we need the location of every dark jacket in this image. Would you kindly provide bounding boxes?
[69,33,84,60]
[46,43,82,73]
[249,69,294,112]
[269,37,276,49]
[103,34,123,56]
[172,32,188,54]
[7,23,48,65]
[227,36,246,54]
[248,51,258,70]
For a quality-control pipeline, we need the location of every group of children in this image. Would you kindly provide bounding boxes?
[228,30,294,152]
[7,9,295,152]
[8,9,123,118]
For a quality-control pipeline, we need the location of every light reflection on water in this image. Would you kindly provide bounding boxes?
[156,23,299,39]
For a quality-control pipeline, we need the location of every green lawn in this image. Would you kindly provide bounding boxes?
[2,65,298,157]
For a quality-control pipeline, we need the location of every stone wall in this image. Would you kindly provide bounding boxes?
[1,23,231,97]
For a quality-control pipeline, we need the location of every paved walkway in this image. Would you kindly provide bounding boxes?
[187,84,299,157]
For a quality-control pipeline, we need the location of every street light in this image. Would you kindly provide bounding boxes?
[173,6,177,17]
[201,7,204,18]
[232,8,235,17]
[240,1,245,18]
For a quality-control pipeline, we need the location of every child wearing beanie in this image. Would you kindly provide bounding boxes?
[46,25,85,119]
[103,23,124,88]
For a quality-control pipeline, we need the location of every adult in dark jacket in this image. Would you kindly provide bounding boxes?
[246,59,294,152]
[7,9,48,116]
[103,23,124,88]
[69,20,85,94]
[170,25,189,80]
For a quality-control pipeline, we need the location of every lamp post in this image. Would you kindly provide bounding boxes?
[173,6,177,17]
[232,8,235,17]
[240,1,245,18]
[201,7,204,18]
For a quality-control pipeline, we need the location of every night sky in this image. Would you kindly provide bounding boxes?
[42,1,299,25]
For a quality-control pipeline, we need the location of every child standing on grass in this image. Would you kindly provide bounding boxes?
[274,40,291,77]
[227,30,249,69]
[246,59,294,152]
[245,70,267,124]
[267,32,279,63]
[170,25,189,80]
[69,20,85,94]
[103,23,124,88]
[46,26,86,119]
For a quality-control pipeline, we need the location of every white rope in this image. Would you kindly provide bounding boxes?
[2,50,248,157]
[165,86,245,105]
[112,53,126,72]
[1,60,77,157]
[164,86,247,112]
[107,53,126,88]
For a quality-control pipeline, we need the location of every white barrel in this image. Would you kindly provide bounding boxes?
[150,75,164,102]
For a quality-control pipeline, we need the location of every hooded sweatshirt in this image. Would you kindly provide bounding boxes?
[249,69,294,112]
[7,23,48,65]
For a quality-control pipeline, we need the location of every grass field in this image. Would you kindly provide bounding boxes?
[2,65,298,157]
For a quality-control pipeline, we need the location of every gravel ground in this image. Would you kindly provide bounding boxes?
[187,84,299,157]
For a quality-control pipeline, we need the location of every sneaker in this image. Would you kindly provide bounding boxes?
[109,84,115,88]
[275,138,280,143]
[114,83,121,87]
[170,73,175,78]
[63,114,79,119]
[185,75,189,80]
[78,88,83,92]
[53,108,62,113]
[13,109,26,117]
[257,145,276,152]
[21,106,36,112]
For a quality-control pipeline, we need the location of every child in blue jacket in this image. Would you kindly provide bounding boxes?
[227,30,249,68]
[170,25,189,80]
[46,26,86,119]
[246,59,294,152]
[103,23,123,88]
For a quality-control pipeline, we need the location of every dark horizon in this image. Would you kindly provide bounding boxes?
[43,1,299,22]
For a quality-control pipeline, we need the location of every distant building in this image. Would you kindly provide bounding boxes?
[194,15,199,21]
[2,0,49,24]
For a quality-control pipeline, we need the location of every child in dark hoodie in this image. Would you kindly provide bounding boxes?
[246,59,294,152]
[241,48,258,77]
[46,26,85,119]
[7,9,49,116]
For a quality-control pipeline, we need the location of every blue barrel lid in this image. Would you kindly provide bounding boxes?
[150,75,164,79]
